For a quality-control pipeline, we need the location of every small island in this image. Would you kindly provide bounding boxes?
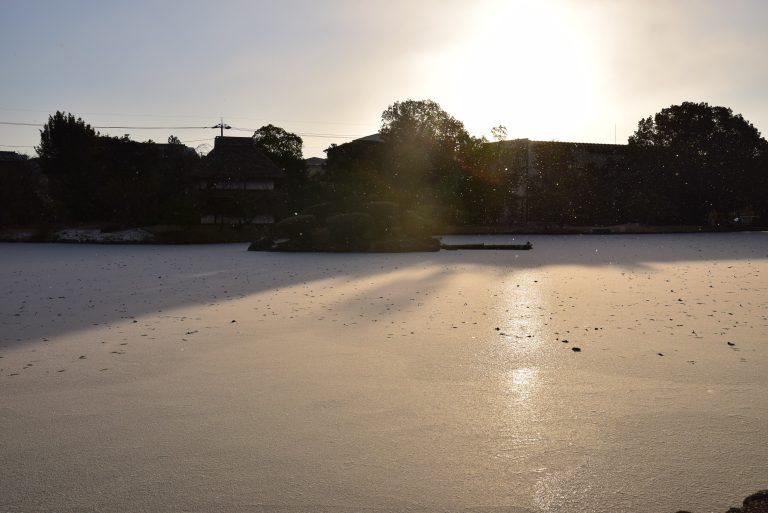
[247,200,534,252]
[248,201,442,252]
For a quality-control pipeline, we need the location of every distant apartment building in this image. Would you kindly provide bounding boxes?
[493,139,629,223]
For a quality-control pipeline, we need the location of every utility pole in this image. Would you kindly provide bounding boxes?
[212,118,231,137]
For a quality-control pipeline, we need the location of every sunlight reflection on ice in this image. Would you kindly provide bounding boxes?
[508,366,540,405]
[491,272,550,463]
[497,269,550,359]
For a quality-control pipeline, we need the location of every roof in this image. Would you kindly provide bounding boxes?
[499,138,628,149]
[354,133,384,143]
[0,151,28,162]
[0,157,40,175]
[203,136,284,180]
[324,133,385,158]
[304,157,326,166]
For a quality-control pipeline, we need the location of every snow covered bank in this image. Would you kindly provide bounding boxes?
[53,227,155,243]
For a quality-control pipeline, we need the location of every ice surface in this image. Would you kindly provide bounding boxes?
[1,234,767,513]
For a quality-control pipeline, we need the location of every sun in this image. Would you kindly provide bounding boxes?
[421,0,606,142]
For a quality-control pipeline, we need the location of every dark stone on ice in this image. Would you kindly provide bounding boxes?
[712,489,768,513]
[742,490,768,512]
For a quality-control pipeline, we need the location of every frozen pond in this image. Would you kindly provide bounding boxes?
[1,233,767,512]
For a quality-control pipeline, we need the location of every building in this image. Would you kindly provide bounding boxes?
[0,151,29,162]
[323,133,386,185]
[198,136,285,225]
[493,139,630,223]
[304,157,327,180]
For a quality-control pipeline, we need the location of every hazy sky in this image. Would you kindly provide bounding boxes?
[1,0,767,157]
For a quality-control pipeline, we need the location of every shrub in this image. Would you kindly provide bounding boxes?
[401,210,436,236]
[363,201,401,238]
[300,202,339,222]
[326,212,373,248]
[276,214,317,239]
[309,226,330,246]
[364,201,400,219]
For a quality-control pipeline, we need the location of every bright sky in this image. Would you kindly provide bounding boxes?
[1,0,767,158]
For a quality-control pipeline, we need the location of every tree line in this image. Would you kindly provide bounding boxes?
[326,100,768,227]
[1,100,766,231]
[0,113,316,229]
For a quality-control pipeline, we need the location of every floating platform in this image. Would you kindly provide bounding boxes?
[440,242,532,250]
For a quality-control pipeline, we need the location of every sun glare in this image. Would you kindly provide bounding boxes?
[422,0,604,141]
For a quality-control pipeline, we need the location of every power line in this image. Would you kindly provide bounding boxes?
[229,125,363,138]
[180,137,215,144]
[0,121,41,127]
[0,106,378,127]
[0,107,224,121]
[1,120,214,129]
[0,107,377,127]
[295,131,363,138]
[1,121,365,156]
[298,133,360,139]
[1,120,365,137]
[94,125,211,130]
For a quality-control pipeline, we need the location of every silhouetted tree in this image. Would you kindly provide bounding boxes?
[629,102,768,224]
[380,99,472,152]
[93,137,200,226]
[491,125,507,142]
[0,158,55,227]
[36,111,102,221]
[253,124,303,164]
[378,99,477,219]
[252,124,318,212]
[36,112,97,163]
[324,138,388,207]
[35,112,201,226]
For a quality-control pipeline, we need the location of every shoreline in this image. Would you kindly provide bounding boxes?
[1,223,766,245]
